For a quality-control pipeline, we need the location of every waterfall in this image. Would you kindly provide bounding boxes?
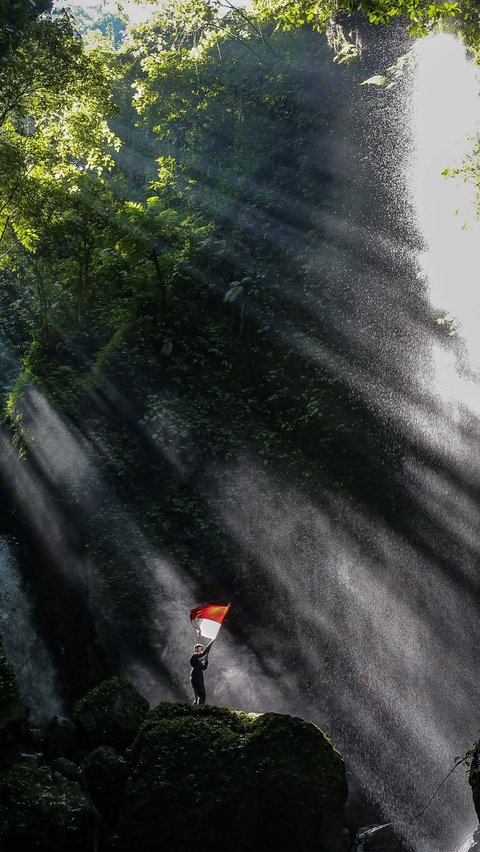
[201,32,480,852]
[0,538,63,723]
[0,24,478,852]
[457,834,476,852]
[408,33,480,852]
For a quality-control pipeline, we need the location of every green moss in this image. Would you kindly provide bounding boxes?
[0,635,24,731]
[73,677,149,751]
[120,702,348,852]
[0,764,96,851]
[143,700,256,733]
[81,746,128,827]
[50,758,81,782]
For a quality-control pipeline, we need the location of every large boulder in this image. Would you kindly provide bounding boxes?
[0,763,96,850]
[0,635,25,733]
[119,702,349,852]
[51,757,82,782]
[81,746,128,828]
[73,677,149,751]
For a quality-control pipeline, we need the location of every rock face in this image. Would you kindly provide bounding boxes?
[0,763,96,851]
[81,745,128,828]
[0,677,350,851]
[0,635,25,732]
[73,676,149,750]
[120,702,349,852]
[45,716,79,761]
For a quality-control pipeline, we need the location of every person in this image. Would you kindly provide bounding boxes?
[190,638,214,705]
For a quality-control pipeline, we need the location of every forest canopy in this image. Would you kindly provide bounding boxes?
[0,0,478,436]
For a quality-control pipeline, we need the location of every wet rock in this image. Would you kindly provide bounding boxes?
[0,763,96,850]
[45,715,79,761]
[81,746,128,828]
[51,757,81,782]
[27,726,47,747]
[119,702,349,852]
[17,752,44,767]
[73,677,149,751]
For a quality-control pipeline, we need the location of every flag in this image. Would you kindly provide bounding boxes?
[190,603,231,640]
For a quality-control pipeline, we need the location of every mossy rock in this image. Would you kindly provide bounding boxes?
[73,677,149,751]
[0,635,25,732]
[119,703,348,852]
[51,757,81,782]
[81,746,128,827]
[0,763,96,850]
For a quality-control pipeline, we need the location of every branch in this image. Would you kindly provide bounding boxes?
[0,83,33,127]
[219,0,280,58]
[0,167,33,218]
[209,20,274,65]
[0,216,11,249]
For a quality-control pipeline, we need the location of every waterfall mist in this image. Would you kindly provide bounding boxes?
[0,538,62,722]
[1,23,480,852]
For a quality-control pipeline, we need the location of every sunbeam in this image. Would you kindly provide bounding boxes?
[2,7,480,851]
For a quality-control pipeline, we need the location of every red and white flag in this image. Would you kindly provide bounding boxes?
[190,603,231,640]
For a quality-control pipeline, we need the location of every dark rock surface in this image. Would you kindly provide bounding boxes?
[73,676,149,751]
[51,757,82,782]
[0,679,350,851]
[45,716,79,761]
[81,746,128,828]
[0,763,96,851]
[120,702,349,852]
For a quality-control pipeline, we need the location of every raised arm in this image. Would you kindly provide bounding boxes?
[197,639,214,658]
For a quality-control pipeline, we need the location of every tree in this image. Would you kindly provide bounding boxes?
[0,13,119,262]
[0,0,51,55]
[253,0,479,46]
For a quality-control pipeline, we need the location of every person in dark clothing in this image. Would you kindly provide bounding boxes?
[190,639,214,705]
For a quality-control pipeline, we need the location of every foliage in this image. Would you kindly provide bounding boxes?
[0,0,50,55]
[0,13,119,263]
[0,7,408,694]
[254,0,478,43]
[0,0,479,743]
